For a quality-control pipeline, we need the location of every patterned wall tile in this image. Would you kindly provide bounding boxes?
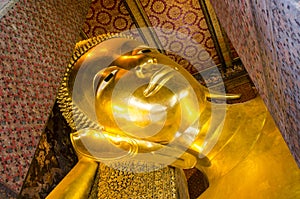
[140,0,220,73]
[0,0,90,193]
[0,182,17,199]
[0,0,17,19]
[83,0,138,38]
[268,0,300,164]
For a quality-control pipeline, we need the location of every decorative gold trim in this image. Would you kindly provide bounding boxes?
[96,162,178,199]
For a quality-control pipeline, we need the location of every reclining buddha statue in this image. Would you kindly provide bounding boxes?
[47,33,300,199]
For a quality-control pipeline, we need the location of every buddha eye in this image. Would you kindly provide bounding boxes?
[93,69,119,96]
[104,72,114,82]
[135,48,152,55]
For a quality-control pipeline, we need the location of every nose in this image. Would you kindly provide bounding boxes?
[143,66,175,97]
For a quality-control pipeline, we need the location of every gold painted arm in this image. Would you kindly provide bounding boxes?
[70,129,197,169]
[46,157,98,199]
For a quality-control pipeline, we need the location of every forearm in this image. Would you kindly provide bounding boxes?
[46,157,98,199]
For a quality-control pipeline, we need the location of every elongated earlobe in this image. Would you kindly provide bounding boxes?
[206,92,241,101]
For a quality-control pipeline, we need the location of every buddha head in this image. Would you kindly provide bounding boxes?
[58,33,233,167]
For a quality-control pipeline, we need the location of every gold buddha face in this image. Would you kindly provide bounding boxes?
[86,38,205,145]
[64,35,229,166]
[94,66,182,144]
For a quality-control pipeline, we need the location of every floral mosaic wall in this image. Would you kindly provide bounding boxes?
[83,0,225,74]
[140,0,220,73]
[83,0,136,37]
